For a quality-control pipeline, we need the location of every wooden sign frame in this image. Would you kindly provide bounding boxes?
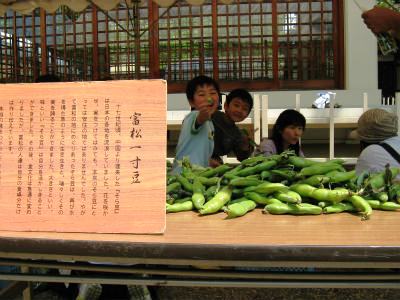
[0,80,166,234]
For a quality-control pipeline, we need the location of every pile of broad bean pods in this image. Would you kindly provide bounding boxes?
[166,151,400,220]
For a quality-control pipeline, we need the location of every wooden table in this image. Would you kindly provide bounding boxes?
[1,210,400,298]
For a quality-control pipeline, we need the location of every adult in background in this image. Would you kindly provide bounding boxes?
[362,6,400,39]
[355,108,400,175]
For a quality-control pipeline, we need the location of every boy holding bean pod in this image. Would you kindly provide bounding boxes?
[172,76,220,174]
[210,88,254,167]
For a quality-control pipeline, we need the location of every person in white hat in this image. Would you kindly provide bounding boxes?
[355,108,400,176]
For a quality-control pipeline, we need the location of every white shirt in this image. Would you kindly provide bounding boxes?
[356,136,400,177]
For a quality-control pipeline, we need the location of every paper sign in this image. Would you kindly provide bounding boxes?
[0,80,166,234]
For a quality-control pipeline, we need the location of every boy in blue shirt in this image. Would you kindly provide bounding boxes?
[172,76,220,173]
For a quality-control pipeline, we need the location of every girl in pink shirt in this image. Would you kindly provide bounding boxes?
[256,109,306,157]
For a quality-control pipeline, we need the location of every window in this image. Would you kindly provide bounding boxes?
[0,11,40,82]
[0,0,343,90]
[163,0,343,91]
[45,6,95,81]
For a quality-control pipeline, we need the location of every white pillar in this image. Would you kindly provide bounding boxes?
[262,95,269,139]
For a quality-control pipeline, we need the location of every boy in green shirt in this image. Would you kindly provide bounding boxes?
[172,75,221,173]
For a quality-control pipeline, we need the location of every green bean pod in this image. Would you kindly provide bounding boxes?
[253,160,278,173]
[181,167,196,180]
[166,195,175,205]
[288,203,322,215]
[263,203,290,214]
[299,163,344,177]
[356,170,369,189]
[229,177,263,187]
[346,180,357,192]
[301,175,330,187]
[241,155,268,166]
[199,164,232,178]
[375,192,389,203]
[228,197,252,205]
[174,197,193,204]
[328,188,352,203]
[310,188,351,204]
[327,158,346,165]
[289,184,316,198]
[260,171,272,181]
[287,156,318,168]
[379,201,400,211]
[366,200,381,209]
[268,154,285,162]
[224,200,257,218]
[367,200,400,211]
[176,175,193,192]
[199,186,233,215]
[367,168,400,192]
[274,191,302,204]
[389,185,400,204]
[205,185,218,200]
[244,182,288,195]
[309,188,331,201]
[236,160,277,177]
[271,169,297,180]
[244,192,283,206]
[167,175,177,185]
[223,173,239,180]
[349,195,372,220]
[323,202,355,214]
[224,164,243,176]
[198,176,220,186]
[326,170,356,184]
[264,203,322,215]
[166,200,193,213]
[246,174,261,179]
[192,177,206,210]
[167,182,181,194]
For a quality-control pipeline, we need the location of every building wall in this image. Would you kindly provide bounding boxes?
[167,0,381,111]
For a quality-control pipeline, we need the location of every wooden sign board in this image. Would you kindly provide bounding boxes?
[0,80,166,234]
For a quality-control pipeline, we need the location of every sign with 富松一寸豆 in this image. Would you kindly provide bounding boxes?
[0,80,166,234]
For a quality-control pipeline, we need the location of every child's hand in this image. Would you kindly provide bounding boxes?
[239,130,257,152]
[196,101,213,125]
[209,158,222,168]
[239,134,252,151]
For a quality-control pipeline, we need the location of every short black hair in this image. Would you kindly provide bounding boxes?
[185,75,221,101]
[226,88,253,111]
[272,109,306,156]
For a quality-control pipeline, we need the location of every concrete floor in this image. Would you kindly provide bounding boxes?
[9,285,400,300]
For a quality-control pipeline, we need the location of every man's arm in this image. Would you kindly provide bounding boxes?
[362,7,400,39]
